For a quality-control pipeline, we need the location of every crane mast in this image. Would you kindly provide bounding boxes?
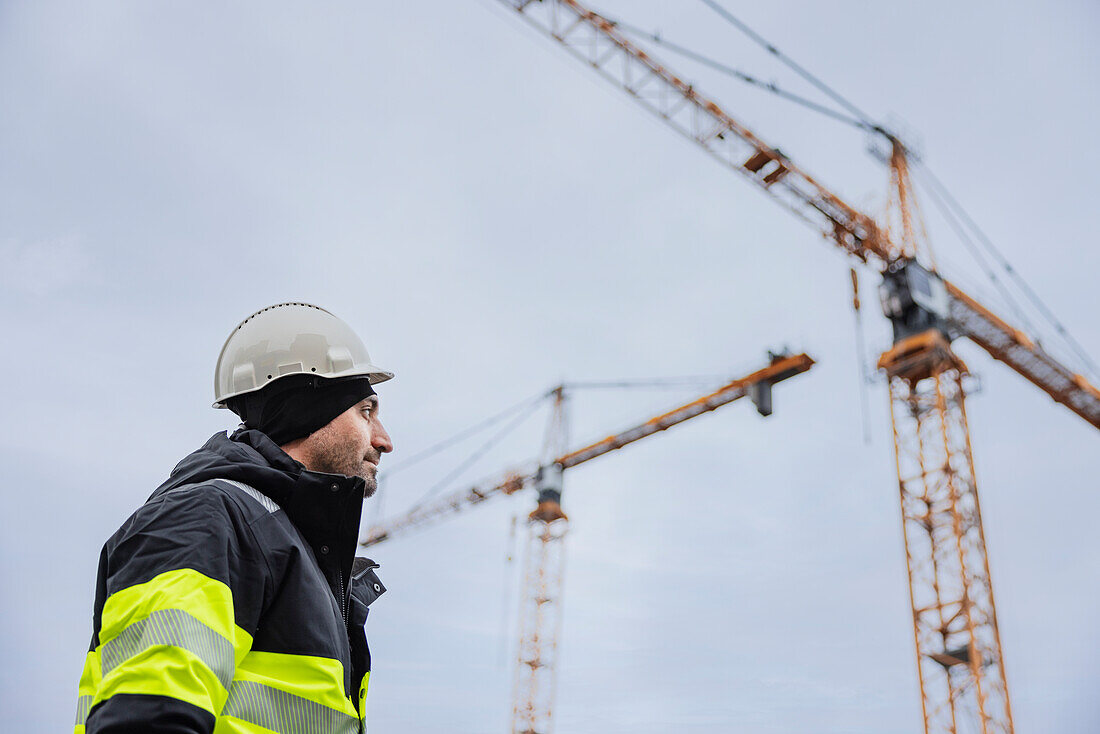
[881,333,1013,734]
[512,504,568,734]
[486,1,1100,732]
[879,140,1012,733]
[512,389,569,734]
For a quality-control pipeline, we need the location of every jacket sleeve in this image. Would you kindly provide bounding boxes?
[74,485,271,734]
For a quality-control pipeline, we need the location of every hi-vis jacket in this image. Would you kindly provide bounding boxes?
[74,428,385,734]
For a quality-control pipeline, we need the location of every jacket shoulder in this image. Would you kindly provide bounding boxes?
[98,480,278,631]
[137,479,280,529]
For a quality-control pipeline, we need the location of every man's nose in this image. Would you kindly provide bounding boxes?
[373,420,394,454]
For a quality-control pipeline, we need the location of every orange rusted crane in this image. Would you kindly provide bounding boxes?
[363,352,815,733]
[462,2,1100,734]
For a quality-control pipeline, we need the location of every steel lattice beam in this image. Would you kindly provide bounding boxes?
[882,333,1014,734]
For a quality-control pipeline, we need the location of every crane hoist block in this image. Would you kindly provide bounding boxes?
[748,381,773,416]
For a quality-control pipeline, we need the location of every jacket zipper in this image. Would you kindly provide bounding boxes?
[336,570,349,628]
[335,566,358,717]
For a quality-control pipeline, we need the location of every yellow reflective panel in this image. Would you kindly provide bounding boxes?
[215,709,360,734]
[233,651,357,716]
[76,650,101,702]
[94,646,229,716]
[221,679,360,733]
[100,568,241,644]
[230,626,253,667]
[73,650,101,731]
[213,717,269,734]
[100,608,235,689]
[74,694,94,727]
[358,672,369,719]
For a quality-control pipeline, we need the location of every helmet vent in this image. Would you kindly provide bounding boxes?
[237,302,326,330]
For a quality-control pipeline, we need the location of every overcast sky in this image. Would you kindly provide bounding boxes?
[1,1,1098,733]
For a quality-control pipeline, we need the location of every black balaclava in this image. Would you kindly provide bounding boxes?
[226,374,376,446]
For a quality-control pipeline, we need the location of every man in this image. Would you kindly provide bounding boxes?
[73,302,394,734]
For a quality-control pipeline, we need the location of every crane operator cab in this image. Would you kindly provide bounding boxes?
[879,260,954,344]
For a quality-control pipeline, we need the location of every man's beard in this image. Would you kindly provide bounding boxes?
[362,471,378,498]
[309,442,379,497]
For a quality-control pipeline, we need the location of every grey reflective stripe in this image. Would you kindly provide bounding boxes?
[75,694,94,725]
[222,679,361,734]
[100,608,235,690]
[217,479,281,514]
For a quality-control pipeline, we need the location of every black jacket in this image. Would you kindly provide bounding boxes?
[74,428,385,734]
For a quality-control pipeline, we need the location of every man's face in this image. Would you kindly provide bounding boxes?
[298,395,393,496]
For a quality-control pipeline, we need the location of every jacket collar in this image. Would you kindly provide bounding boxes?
[227,428,366,574]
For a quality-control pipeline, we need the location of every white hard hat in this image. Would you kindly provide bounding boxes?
[213,302,394,409]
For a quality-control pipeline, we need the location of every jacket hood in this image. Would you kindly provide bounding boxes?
[156,428,308,504]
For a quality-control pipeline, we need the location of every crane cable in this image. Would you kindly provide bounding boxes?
[381,375,729,479]
[377,373,750,520]
[688,0,1099,380]
[381,389,551,477]
[915,163,1100,381]
[603,15,872,133]
[402,396,548,514]
[562,375,731,390]
[849,268,873,444]
[499,512,519,668]
[695,0,881,132]
[369,390,550,527]
[911,165,1040,338]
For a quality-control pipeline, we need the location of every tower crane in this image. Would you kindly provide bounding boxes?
[364,352,815,733]
[429,2,1098,733]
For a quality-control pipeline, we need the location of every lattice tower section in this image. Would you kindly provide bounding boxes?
[511,514,568,734]
[885,339,1014,734]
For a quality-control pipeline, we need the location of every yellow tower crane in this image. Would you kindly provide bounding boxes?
[363,352,816,733]
[460,2,1100,733]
